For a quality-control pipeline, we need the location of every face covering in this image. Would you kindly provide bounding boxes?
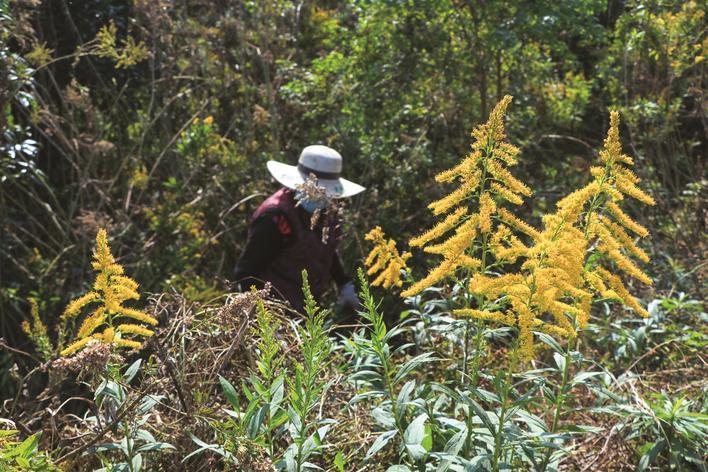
[295,191,329,214]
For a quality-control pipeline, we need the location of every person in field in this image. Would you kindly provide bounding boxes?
[234,145,365,312]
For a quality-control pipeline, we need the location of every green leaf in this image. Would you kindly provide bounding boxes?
[334,451,346,472]
[182,434,232,462]
[638,439,667,471]
[219,375,240,409]
[90,443,122,453]
[136,442,175,452]
[393,352,437,385]
[553,352,566,372]
[444,427,468,456]
[421,424,433,452]
[365,430,397,461]
[123,359,142,384]
[404,413,429,460]
[371,406,396,429]
[571,371,604,386]
[536,332,564,353]
[397,380,416,405]
[14,432,40,458]
[132,453,143,472]
[134,429,155,443]
[463,394,495,433]
[247,405,268,439]
[137,395,163,415]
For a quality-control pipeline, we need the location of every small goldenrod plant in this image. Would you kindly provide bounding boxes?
[364,226,411,288]
[211,273,334,471]
[92,22,149,69]
[21,299,53,361]
[60,229,157,356]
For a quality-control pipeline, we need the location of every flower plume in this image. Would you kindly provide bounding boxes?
[365,227,411,288]
[61,229,157,356]
[402,95,530,297]
[455,111,655,359]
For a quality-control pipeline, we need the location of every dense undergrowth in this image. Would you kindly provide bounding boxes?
[1,0,706,471]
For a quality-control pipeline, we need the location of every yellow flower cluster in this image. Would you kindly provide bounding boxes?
[454,111,654,359]
[60,229,157,356]
[459,212,591,359]
[365,227,412,288]
[402,96,531,298]
[93,22,149,69]
[556,111,655,316]
[21,299,53,359]
[21,299,48,341]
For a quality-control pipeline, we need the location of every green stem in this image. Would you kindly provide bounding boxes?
[467,234,490,388]
[582,163,611,238]
[123,419,134,472]
[491,339,518,472]
[468,317,484,387]
[539,335,576,472]
[462,320,471,382]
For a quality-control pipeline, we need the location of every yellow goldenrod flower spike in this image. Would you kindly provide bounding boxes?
[403,95,539,301]
[478,193,496,233]
[364,227,411,289]
[604,247,653,285]
[62,292,99,319]
[399,104,656,360]
[490,182,524,205]
[604,220,650,263]
[77,307,107,339]
[117,307,159,325]
[435,152,481,183]
[423,218,478,256]
[427,177,479,215]
[60,229,158,357]
[116,339,143,350]
[410,207,468,247]
[400,258,455,298]
[25,299,48,337]
[497,208,541,240]
[454,308,515,326]
[596,267,650,317]
[569,111,655,314]
[60,337,94,357]
[487,159,532,197]
[605,201,650,237]
[118,324,155,337]
[516,303,537,360]
[615,174,656,206]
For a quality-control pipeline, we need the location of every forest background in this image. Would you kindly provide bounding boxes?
[0,0,705,470]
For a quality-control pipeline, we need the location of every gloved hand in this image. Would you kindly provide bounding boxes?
[337,281,359,310]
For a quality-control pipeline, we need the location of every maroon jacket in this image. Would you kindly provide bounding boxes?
[240,188,343,311]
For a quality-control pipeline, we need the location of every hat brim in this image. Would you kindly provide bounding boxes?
[266,160,365,198]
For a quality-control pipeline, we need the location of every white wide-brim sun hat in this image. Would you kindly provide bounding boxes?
[266,145,366,198]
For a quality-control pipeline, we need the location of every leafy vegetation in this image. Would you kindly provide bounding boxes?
[1,0,705,471]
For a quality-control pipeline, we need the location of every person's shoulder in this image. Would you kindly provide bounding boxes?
[255,208,292,236]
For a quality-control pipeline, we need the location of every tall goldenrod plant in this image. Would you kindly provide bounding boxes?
[60,229,157,356]
[389,95,532,384]
[400,95,531,299]
[458,111,655,360]
[364,102,656,471]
